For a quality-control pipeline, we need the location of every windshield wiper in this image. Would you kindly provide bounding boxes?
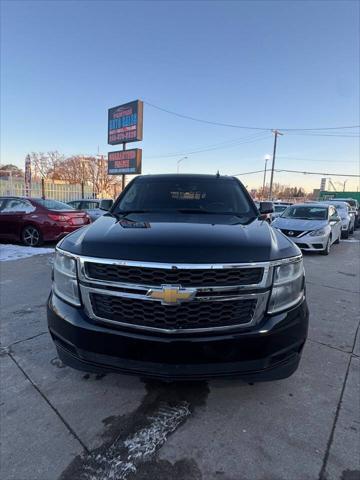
[112,210,152,221]
[176,208,215,214]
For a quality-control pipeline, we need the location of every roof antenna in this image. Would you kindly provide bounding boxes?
[216,170,220,178]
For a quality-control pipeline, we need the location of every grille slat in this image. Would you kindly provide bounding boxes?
[90,294,257,330]
[85,263,263,287]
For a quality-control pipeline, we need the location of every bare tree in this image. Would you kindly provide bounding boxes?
[30,151,64,180]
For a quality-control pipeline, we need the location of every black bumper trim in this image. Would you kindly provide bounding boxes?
[47,292,308,381]
[54,339,302,381]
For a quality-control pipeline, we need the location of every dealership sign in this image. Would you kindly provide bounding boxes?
[108,149,142,175]
[108,100,143,145]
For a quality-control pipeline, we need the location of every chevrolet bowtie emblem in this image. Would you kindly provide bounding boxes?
[146,285,196,305]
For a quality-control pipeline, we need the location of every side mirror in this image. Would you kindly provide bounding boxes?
[99,199,113,211]
[259,202,274,214]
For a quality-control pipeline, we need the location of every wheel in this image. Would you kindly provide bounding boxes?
[342,229,349,239]
[320,236,331,255]
[21,225,43,247]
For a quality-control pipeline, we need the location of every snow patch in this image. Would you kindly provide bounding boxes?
[85,401,190,480]
[0,244,54,262]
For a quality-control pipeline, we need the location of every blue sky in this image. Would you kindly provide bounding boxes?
[1,0,359,191]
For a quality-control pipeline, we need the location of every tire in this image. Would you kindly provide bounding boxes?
[342,229,349,239]
[21,225,43,247]
[320,236,331,255]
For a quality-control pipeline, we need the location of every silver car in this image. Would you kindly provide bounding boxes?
[318,201,355,238]
[67,199,113,221]
[272,203,342,255]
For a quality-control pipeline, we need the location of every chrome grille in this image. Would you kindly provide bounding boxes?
[280,229,305,238]
[85,262,264,287]
[90,294,257,330]
[75,255,274,334]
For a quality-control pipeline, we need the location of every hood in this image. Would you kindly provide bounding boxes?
[59,213,300,263]
[272,217,328,231]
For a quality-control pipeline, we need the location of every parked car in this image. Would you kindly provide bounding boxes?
[318,200,355,238]
[272,203,342,255]
[332,198,359,228]
[67,198,113,221]
[0,197,91,246]
[48,174,308,382]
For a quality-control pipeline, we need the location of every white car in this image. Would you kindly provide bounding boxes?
[318,201,355,238]
[67,199,113,221]
[272,203,342,255]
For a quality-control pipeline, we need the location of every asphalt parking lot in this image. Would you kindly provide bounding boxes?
[1,233,359,480]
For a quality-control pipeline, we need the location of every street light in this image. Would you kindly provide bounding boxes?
[262,154,271,199]
[177,156,188,173]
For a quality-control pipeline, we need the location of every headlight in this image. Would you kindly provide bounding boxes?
[309,228,326,236]
[268,257,304,314]
[53,251,81,306]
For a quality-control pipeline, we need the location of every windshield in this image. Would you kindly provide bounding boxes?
[115,177,256,218]
[274,205,287,213]
[281,205,328,220]
[35,199,75,211]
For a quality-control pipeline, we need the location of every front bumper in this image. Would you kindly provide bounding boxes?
[47,292,309,381]
[287,234,328,252]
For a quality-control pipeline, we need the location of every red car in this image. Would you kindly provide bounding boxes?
[0,197,91,246]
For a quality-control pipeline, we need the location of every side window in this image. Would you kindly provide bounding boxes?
[69,201,81,209]
[81,201,99,209]
[2,199,35,213]
[0,198,9,212]
[329,207,338,220]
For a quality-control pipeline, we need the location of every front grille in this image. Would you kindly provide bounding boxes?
[90,293,257,330]
[85,263,263,287]
[280,229,305,238]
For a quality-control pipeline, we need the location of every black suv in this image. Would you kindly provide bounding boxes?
[48,174,309,381]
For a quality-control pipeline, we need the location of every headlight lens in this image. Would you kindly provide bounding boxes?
[268,258,304,314]
[53,251,81,306]
[309,228,326,236]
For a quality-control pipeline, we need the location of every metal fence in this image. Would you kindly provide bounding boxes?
[0,179,94,202]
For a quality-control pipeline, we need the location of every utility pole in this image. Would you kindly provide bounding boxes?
[268,130,283,200]
[262,155,270,199]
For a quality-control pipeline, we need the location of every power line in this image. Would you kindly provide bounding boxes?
[275,169,360,177]
[144,101,360,132]
[233,169,360,177]
[286,132,360,138]
[145,132,271,159]
[277,156,357,163]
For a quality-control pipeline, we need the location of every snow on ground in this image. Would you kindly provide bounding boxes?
[0,244,54,262]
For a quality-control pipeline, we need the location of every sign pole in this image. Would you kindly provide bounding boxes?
[122,142,126,191]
